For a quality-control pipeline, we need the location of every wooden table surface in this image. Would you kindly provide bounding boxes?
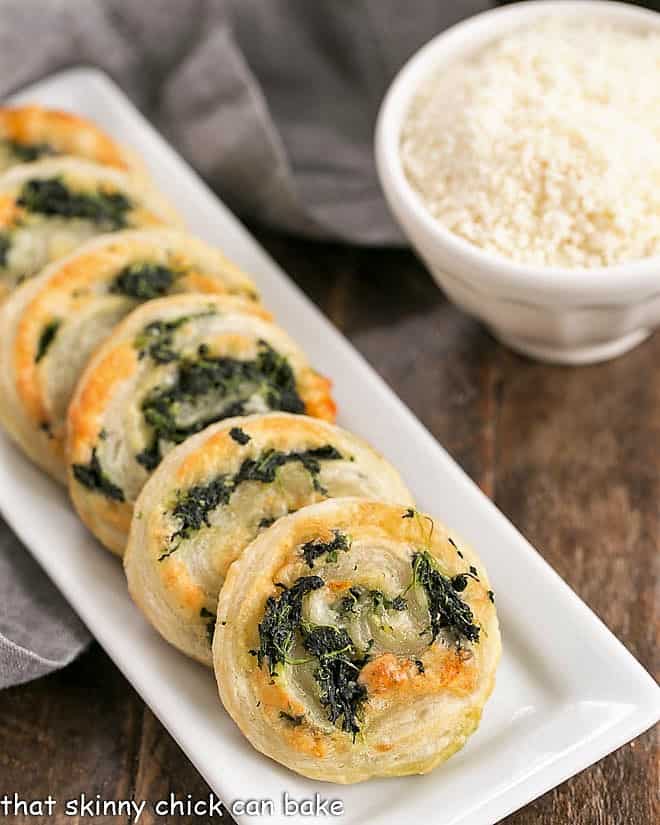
[0,229,657,824]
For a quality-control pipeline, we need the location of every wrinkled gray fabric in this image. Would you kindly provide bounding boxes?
[1,0,495,243]
[0,0,494,689]
[0,518,90,688]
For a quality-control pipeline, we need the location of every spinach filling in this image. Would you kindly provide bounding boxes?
[110,262,178,300]
[229,426,251,445]
[337,586,407,616]
[134,314,201,365]
[252,541,483,737]
[301,530,351,567]
[336,586,408,635]
[301,624,368,737]
[71,447,125,502]
[5,139,55,163]
[410,551,480,644]
[255,576,324,675]
[0,232,10,268]
[160,445,343,558]
[137,341,307,470]
[35,320,60,362]
[200,607,216,646]
[17,177,131,229]
[254,576,367,737]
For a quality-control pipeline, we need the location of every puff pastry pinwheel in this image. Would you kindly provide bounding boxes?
[215,498,500,783]
[0,157,181,298]
[125,413,413,665]
[67,294,335,555]
[0,105,144,176]
[0,230,260,482]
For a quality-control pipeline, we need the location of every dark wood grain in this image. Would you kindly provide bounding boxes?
[0,643,142,824]
[0,230,657,824]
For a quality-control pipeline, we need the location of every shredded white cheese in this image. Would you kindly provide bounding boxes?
[400,19,660,268]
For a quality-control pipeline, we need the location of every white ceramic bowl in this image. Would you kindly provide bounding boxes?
[376,1,660,364]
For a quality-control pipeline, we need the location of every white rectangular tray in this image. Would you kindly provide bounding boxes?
[1,68,658,825]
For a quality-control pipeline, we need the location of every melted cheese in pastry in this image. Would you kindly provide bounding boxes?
[0,105,144,175]
[215,498,500,783]
[67,294,335,555]
[0,157,181,298]
[0,230,260,482]
[125,413,414,665]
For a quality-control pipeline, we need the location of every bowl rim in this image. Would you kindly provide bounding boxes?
[375,0,660,302]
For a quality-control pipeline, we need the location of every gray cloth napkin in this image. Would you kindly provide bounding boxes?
[1,0,494,243]
[0,518,90,688]
[0,0,494,689]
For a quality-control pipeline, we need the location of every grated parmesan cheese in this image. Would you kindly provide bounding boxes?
[400,19,660,268]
